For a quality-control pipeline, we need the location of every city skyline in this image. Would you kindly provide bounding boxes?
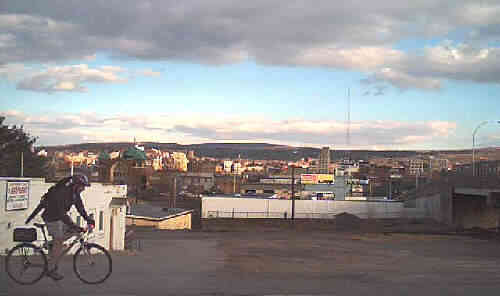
[1,1,500,150]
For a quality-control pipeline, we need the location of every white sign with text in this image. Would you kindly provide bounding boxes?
[6,181,30,211]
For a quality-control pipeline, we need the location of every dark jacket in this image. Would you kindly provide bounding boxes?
[26,177,94,229]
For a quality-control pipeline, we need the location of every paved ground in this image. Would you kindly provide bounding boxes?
[2,228,500,296]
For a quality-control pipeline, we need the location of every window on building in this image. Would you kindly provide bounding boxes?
[99,211,104,231]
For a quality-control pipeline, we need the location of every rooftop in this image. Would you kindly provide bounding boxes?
[128,202,192,220]
[123,146,147,161]
[203,193,278,199]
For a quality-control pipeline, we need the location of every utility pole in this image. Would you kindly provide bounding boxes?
[389,178,392,200]
[20,152,24,177]
[429,157,432,181]
[291,166,296,220]
[172,175,177,208]
[416,169,419,191]
[233,154,240,194]
[233,171,236,194]
[369,180,372,197]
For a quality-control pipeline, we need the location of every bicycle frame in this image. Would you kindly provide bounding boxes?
[7,225,110,285]
[38,225,93,267]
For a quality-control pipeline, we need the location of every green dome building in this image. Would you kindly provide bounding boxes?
[123,146,147,166]
[98,151,111,162]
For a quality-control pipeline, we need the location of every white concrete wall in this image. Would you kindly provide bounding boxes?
[110,204,126,251]
[0,178,127,255]
[202,197,427,219]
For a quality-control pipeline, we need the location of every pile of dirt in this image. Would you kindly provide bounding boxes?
[334,212,362,231]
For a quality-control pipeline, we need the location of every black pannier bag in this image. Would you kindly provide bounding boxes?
[13,227,37,242]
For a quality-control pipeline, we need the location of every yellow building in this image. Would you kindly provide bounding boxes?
[172,152,189,172]
[126,203,193,230]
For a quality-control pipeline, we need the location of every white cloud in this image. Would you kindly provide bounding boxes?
[416,44,500,83]
[0,110,460,149]
[99,65,125,73]
[293,46,405,72]
[0,13,89,62]
[456,3,500,25]
[82,54,97,61]
[53,81,77,91]
[0,33,15,48]
[138,69,161,77]
[0,63,30,82]
[16,64,127,93]
[370,68,441,90]
[1,63,164,93]
[360,42,500,91]
[1,1,500,91]
[292,46,446,91]
[1,110,22,117]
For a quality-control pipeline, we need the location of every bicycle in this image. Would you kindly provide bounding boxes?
[5,223,112,285]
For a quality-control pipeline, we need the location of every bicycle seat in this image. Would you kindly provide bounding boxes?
[34,223,46,228]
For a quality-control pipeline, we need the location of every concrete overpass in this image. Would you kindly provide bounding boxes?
[409,176,500,230]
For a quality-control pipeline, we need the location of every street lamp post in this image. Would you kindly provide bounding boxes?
[472,120,500,177]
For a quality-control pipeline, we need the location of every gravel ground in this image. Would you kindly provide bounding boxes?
[2,227,500,296]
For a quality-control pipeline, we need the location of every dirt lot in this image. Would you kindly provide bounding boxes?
[3,224,500,295]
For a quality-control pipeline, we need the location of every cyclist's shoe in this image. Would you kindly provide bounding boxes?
[47,268,64,281]
[43,241,53,251]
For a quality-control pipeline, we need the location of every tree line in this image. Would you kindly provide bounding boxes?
[0,116,47,177]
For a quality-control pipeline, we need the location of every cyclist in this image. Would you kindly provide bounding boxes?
[25,174,95,280]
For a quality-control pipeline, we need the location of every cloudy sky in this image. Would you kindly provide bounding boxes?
[1,0,500,150]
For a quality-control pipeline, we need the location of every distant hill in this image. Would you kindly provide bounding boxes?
[41,142,300,160]
[39,142,491,161]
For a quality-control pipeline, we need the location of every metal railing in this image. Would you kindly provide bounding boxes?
[207,211,289,219]
[206,210,426,219]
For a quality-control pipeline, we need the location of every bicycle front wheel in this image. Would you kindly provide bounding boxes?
[5,243,48,285]
[73,243,112,284]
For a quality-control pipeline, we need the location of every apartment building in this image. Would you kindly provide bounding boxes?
[177,172,215,194]
[319,146,330,174]
[171,152,189,172]
[408,158,425,176]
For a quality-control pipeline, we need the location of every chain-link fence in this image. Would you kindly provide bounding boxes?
[207,208,425,219]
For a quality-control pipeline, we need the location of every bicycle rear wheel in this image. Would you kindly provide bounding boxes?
[5,243,48,285]
[73,243,112,284]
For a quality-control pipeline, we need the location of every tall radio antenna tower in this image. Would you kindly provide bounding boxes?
[346,88,351,160]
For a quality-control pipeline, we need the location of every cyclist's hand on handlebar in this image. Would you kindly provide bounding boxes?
[84,224,95,233]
